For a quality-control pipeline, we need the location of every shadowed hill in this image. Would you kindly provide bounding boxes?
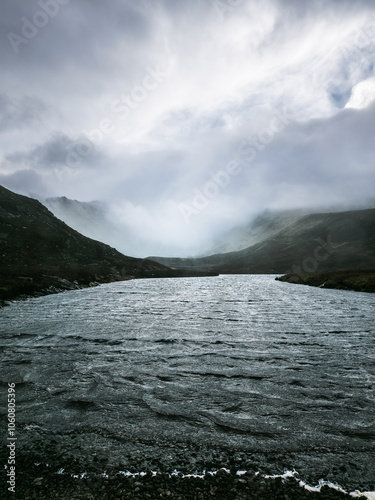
[276,269,375,293]
[199,208,311,256]
[0,186,215,303]
[43,196,143,257]
[149,209,375,274]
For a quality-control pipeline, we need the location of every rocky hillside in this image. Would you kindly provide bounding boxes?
[150,208,375,274]
[0,186,214,303]
[276,270,375,293]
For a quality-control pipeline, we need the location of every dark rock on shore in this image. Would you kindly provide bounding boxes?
[1,473,360,499]
[276,270,375,293]
[1,451,367,499]
[0,437,371,499]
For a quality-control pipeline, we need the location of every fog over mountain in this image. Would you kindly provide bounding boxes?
[43,196,308,257]
[1,0,375,256]
[43,196,212,257]
[43,197,375,258]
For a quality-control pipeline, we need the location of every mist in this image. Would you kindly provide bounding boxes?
[1,0,375,257]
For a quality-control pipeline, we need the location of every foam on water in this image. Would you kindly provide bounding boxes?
[28,463,375,499]
[117,468,375,498]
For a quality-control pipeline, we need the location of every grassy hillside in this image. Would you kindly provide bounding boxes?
[150,209,375,274]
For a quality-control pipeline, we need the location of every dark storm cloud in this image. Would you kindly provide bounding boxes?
[0,0,158,73]
[0,93,48,131]
[0,169,48,198]
[242,103,375,203]
[5,132,106,171]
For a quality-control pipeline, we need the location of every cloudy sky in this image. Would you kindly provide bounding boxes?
[1,0,375,256]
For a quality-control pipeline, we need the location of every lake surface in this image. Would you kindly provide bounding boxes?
[1,275,374,491]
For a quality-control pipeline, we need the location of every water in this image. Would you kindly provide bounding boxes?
[1,275,374,491]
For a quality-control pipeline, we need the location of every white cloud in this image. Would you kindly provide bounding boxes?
[346,76,375,109]
[1,0,375,255]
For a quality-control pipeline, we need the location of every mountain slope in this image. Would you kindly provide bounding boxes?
[43,196,142,257]
[0,186,214,303]
[199,208,310,256]
[150,209,375,274]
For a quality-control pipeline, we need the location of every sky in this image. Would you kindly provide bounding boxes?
[1,0,375,256]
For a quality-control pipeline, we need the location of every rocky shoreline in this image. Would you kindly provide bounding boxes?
[0,268,218,308]
[1,439,372,500]
[1,458,367,500]
[2,473,364,499]
[276,270,375,293]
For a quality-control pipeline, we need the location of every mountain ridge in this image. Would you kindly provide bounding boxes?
[149,208,375,274]
[0,186,216,304]
[198,208,312,256]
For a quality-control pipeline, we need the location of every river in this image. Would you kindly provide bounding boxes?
[0,275,374,493]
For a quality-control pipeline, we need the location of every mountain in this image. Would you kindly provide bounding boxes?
[149,208,375,274]
[43,196,141,257]
[199,208,311,256]
[0,186,215,303]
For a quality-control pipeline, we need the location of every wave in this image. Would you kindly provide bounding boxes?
[199,410,282,436]
[65,399,97,410]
